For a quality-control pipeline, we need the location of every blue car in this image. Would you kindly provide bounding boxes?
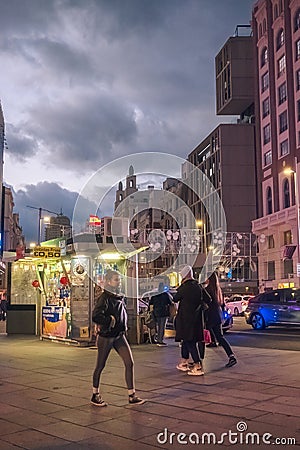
[245,288,300,329]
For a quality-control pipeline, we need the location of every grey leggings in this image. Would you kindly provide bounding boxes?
[93,333,134,390]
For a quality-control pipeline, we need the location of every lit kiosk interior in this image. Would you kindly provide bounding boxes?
[10,234,145,344]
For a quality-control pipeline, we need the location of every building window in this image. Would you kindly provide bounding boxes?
[261,72,269,92]
[296,40,300,60]
[262,97,270,118]
[266,186,273,214]
[276,29,284,50]
[263,124,271,144]
[280,139,289,157]
[278,55,286,77]
[283,178,290,208]
[278,82,287,105]
[294,9,300,32]
[259,23,262,38]
[261,47,268,67]
[279,0,283,14]
[274,4,278,19]
[267,261,275,280]
[264,150,272,166]
[297,70,300,91]
[283,260,293,278]
[263,18,267,33]
[298,100,300,122]
[279,110,288,133]
[267,235,275,249]
[284,230,292,245]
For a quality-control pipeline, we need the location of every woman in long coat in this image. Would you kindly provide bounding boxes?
[174,265,211,376]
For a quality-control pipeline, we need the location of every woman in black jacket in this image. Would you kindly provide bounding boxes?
[91,270,145,406]
[205,272,237,368]
[174,265,210,376]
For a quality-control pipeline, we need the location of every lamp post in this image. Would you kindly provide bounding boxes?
[284,157,300,283]
[196,219,207,255]
[27,206,60,245]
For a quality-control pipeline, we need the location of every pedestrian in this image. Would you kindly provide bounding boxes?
[149,282,174,346]
[173,265,211,376]
[204,272,237,368]
[91,270,145,406]
[0,293,7,321]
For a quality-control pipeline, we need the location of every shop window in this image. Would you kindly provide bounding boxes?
[280,139,289,157]
[261,72,269,92]
[267,261,275,280]
[263,124,271,144]
[266,186,273,214]
[294,9,300,32]
[278,55,286,77]
[262,97,270,118]
[261,47,268,67]
[279,110,288,133]
[264,150,272,167]
[283,178,290,208]
[284,230,292,245]
[276,29,284,50]
[278,82,287,105]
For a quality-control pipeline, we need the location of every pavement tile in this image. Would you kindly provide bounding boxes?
[48,408,113,426]
[195,402,268,420]
[58,433,159,450]
[0,442,25,450]
[0,418,27,435]
[246,400,300,417]
[4,410,58,428]
[90,417,159,440]
[0,338,300,449]
[2,429,71,449]
[33,421,105,443]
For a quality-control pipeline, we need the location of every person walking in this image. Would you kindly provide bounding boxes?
[91,270,145,406]
[173,265,211,376]
[204,272,237,368]
[149,282,173,346]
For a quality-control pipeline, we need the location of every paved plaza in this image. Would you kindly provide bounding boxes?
[0,335,299,449]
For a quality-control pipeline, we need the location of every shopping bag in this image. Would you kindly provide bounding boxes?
[203,329,211,344]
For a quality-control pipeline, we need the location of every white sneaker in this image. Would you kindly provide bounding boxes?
[187,366,204,376]
[176,362,189,371]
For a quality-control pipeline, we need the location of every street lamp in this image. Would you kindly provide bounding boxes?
[284,157,300,282]
[27,206,60,245]
[196,219,207,255]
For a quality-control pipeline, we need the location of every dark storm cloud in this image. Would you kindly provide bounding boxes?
[21,92,138,170]
[5,124,38,161]
[1,0,254,239]
[12,181,98,242]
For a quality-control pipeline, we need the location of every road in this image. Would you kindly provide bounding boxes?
[226,316,300,352]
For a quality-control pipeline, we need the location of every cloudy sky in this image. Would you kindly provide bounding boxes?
[0,0,254,242]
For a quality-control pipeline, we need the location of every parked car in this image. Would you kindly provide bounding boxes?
[221,306,234,332]
[244,288,300,329]
[225,294,253,316]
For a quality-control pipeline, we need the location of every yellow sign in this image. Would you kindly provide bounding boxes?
[33,246,61,258]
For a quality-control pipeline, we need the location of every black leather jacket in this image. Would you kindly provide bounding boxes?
[92,290,127,337]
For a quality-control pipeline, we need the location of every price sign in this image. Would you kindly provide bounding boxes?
[33,246,61,258]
